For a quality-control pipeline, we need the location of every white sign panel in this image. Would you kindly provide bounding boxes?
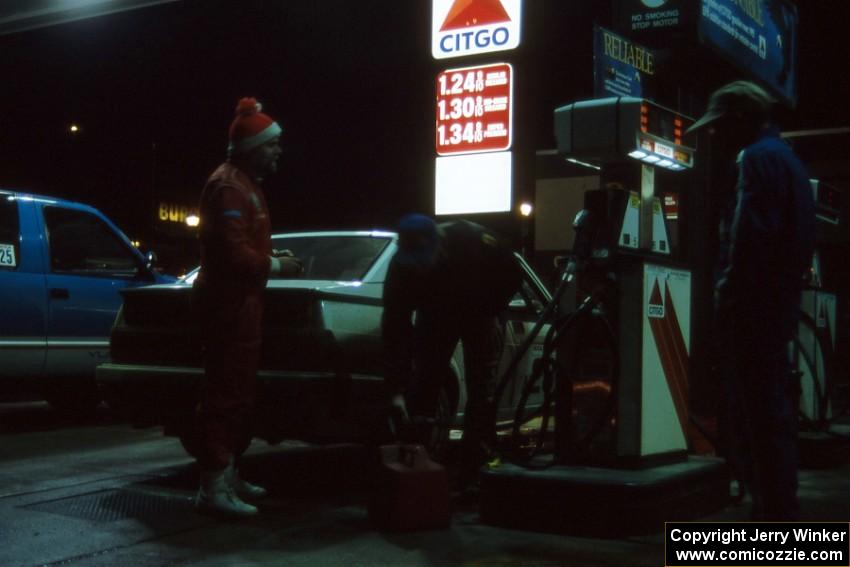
[435,151,512,215]
[432,0,522,60]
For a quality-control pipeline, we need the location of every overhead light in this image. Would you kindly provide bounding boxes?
[185,214,200,227]
[642,155,660,163]
[629,150,648,159]
[657,159,673,168]
[519,202,533,217]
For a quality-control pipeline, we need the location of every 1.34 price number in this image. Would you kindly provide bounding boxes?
[437,122,484,146]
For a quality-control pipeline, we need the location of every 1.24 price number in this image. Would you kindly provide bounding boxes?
[437,70,485,96]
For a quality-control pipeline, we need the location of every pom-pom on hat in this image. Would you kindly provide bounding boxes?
[228,97,282,155]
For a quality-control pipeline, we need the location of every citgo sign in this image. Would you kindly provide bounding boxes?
[432,0,522,59]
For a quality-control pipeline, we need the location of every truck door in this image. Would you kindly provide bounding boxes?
[0,196,47,381]
[40,204,148,377]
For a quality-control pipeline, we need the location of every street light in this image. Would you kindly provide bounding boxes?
[185,214,200,228]
[518,202,533,257]
[69,124,80,134]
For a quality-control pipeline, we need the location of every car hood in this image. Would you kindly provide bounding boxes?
[138,278,382,300]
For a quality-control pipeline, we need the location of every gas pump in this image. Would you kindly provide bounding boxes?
[552,96,704,466]
[795,179,843,432]
[480,97,728,536]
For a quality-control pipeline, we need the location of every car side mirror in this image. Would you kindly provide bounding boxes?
[145,250,158,272]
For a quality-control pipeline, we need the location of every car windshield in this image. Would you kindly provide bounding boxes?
[181,234,392,284]
[272,235,390,281]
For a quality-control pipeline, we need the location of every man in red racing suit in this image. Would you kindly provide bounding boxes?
[192,97,302,517]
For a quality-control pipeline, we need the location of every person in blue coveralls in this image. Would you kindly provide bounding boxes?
[381,215,522,493]
[688,81,815,520]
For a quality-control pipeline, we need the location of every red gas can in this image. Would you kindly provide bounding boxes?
[369,444,451,531]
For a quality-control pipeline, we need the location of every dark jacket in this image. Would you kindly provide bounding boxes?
[382,220,522,389]
[715,126,815,342]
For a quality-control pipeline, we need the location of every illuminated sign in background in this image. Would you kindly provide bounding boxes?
[432,0,522,60]
[436,63,512,155]
[432,0,521,215]
[158,202,196,224]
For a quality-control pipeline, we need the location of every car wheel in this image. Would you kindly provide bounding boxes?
[177,425,202,459]
[42,378,102,417]
[426,383,457,463]
[102,388,134,419]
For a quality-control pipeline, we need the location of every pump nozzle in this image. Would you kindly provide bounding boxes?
[561,209,593,280]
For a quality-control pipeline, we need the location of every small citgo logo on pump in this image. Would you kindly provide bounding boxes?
[432,0,522,60]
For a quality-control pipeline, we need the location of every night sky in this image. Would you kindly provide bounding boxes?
[1,0,848,273]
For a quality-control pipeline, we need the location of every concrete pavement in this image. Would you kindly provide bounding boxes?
[0,401,847,567]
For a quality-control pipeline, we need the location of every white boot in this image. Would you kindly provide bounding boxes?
[196,464,258,518]
[230,470,268,499]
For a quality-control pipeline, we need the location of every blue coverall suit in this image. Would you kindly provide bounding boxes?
[715,126,815,520]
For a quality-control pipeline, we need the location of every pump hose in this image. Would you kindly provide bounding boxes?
[495,286,619,467]
[792,311,850,431]
[492,270,574,413]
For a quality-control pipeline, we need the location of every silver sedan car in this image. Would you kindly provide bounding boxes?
[97,231,550,456]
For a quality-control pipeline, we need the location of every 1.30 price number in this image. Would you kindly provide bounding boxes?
[437,96,485,120]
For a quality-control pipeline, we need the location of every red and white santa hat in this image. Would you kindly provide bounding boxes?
[227,97,282,155]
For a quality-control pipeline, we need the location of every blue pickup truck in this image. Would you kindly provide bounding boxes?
[0,189,174,412]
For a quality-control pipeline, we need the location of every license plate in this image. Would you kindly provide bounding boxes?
[0,243,16,267]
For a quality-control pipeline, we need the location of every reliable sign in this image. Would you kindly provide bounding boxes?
[435,62,512,155]
[594,26,657,98]
[432,0,522,59]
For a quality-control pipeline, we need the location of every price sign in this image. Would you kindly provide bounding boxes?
[435,62,512,156]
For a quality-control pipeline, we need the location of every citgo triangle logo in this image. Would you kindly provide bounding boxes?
[648,279,665,318]
[432,0,521,59]
[440,0,511,32]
